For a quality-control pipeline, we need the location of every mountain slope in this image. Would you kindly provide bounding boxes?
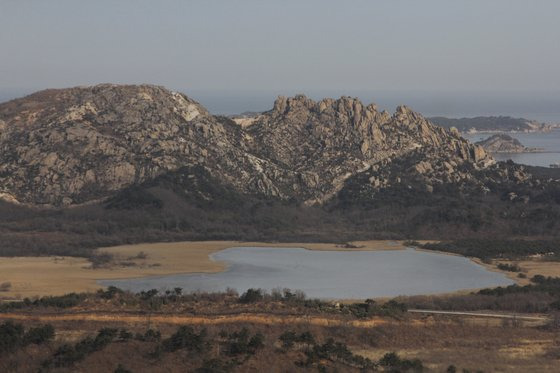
[0,84,269,205]
[0,85,492,206]
[246,96,491,204]
[1,85,560,254]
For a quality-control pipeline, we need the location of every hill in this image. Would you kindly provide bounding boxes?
[475,134,542,153]
[0,85,491,207]
[0,85,560,255]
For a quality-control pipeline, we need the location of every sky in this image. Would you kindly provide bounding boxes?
[1,0,560,118]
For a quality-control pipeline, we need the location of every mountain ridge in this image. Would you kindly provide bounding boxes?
[1,85,560,254]
[0,84,493,207]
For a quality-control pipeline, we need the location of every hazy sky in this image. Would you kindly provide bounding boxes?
[1,1,560,117]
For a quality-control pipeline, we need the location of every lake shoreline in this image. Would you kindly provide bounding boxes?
[0,240,410,298]
[99,245,514,299]
[0,239,546,299]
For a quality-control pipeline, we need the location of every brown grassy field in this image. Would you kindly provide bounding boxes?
[2,286,559,372]
[473,258,560,286]
[1,310,559,372]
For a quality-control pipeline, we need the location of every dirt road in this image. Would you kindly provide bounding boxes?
[0,312,388,328]
[409,309,549,321]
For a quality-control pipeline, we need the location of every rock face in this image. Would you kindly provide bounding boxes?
[247,96,492,203]
[0,84,493,206]
[476,134,540,153]
[0,84,252,205]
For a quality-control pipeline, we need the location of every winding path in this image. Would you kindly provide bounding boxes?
[0,312,387,328]
[0,309,549,327]
[408,309,549,321]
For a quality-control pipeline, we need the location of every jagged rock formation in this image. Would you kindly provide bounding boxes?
[476,134,541,153]
[247,95,492,203]
[0,84,494,206]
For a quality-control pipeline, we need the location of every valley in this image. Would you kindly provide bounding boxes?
[1,86,560,373]
[3,2,560,371]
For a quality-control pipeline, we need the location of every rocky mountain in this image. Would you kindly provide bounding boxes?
[2,84,560,254]
[429,116,551,133]
[476,134,541,153]
[0,84,494,207]
[0,85,255,206]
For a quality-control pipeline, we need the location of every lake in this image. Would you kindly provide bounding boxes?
[463,129,560,167]
[99,247,514,299]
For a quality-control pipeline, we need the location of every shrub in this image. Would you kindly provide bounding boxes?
[99,286,123,299]
[0,293,86,311]
[279,331,315,349]
[497,263,521,272]
[118,329,133,341]
[279,331,297,348]
[89,253,113,268]
[225,328,264,356]
[143,329,162,342]
[0,321,54,353]
[379,352,423,372]
[0,282,11,292]
[114,364,132,373]
[0,321,24,353]
[23,324,55,345]
[47,328,118,367]
[343,299,407,318]
[195,358,233,373]
[136,328,161,342]
[140,289,159,300]
[163,326,207,352]
[301,338,376,370]
[239,288,264,303]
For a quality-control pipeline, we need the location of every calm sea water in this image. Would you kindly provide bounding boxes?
[99,247,514,299]
[463,129,560,167]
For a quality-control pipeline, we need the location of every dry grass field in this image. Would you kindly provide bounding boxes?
[1,310,559,372]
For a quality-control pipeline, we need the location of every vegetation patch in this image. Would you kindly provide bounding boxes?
[419,239,560,260]
[0,321,54,354]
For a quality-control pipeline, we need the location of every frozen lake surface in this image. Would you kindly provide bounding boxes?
[100,247,514,299]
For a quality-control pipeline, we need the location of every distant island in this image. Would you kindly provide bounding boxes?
[429,116,553,133]
[475,134,542,153]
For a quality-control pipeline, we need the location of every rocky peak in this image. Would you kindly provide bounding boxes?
[271,95,385,126]
[0,85,495,207]
[272,94,316,115]
[395,105,412,115]
[0,84,241,206]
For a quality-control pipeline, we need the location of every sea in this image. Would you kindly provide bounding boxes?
[463,130,560,168]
